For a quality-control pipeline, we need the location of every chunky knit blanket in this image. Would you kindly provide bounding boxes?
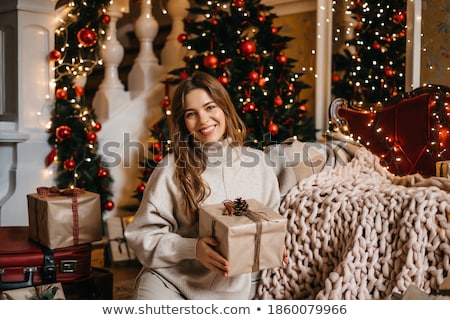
[257,147,450,300]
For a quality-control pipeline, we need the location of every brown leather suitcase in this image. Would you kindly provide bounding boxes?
[0,226,92,291]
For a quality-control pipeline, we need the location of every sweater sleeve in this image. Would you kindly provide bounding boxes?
[124,156,198,268]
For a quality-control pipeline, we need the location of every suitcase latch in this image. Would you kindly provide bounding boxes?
[60,260,77,273]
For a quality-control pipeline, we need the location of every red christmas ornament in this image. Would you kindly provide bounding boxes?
[179,70,189,80]
[104,200,115,211]
[385,68,394,77]
[100,14,111,25]
[45,146,57,167]
[151,142,161,152]
[92,122,102,132]
[55,88,68,100]
[243,102,256,112]
[74,85,84,97]
[209,18,218,25]
[203,54,218,69]
[373,42,381,50]
[77,28,97,47]
[177,33,188,43]
[87,132,97,143]
[240,40,256,56]
[258,77,266,87]
[233,0,245,8]
[248,71,259,82]
[49,49,62,62]
[271,27,278,34]
[258,15,266,23]
[154,153,163,163]
[218,75,229,85]
[299,105,308,112]
[274,96,283,107]
[98,168,108,178]
[393,12,406,24]
[268,123,279,136]
[137,184,146,193]
[161,96,170,107]
[276,54,287,65]
[64,159,76,171]
[56,125,72,141]
[332,73,341,83]
[288,83,295,92]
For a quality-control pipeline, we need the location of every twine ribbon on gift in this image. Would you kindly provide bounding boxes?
[36,186,84,246]
[213,198,268,273]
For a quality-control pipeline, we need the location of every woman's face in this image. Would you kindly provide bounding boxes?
[183,88,226,144]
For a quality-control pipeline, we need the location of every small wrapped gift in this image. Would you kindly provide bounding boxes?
[0,282,66,300]
[436,161,450,178]
[106,216,136,262]
[27,187,102,249]
[199,198,287,277]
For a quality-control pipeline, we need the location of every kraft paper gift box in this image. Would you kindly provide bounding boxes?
[0,282,66,300]
[27,187,102,249]
[436,161,450,178]
[199,198,287,277]
[106,216,136,262]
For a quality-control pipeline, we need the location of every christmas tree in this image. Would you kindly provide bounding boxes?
[332,0,407,104]
[46,0,114,213]
[133,0,317,203]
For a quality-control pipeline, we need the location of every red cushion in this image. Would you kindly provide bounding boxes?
[337,88,450,177]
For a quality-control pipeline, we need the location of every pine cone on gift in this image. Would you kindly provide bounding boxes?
[223,198,249,216]
[233,198,249,216]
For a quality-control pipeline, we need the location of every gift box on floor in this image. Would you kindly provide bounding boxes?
[27,187,102,249]
[199,198,287,277]
[0,282,66,300]
[106,216,136,263]
[436,161,450,178]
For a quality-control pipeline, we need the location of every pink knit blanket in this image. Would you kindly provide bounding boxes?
[257,148,450,299]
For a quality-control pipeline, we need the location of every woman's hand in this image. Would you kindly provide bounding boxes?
[196,236,230,277]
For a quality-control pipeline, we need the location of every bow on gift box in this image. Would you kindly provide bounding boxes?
[36,186,84,197]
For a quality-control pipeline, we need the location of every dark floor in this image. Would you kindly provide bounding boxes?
[91,242,141,300]
[108,261,141,300]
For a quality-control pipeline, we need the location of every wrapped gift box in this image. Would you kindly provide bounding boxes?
[436,161,450,178]
[27,187,102,249]
[199,198,287,277]
[106,216,136,262]
[0,282,66,300]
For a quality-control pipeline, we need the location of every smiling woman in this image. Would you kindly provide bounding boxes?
[124,71,282,300]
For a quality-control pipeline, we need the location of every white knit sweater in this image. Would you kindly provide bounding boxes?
[125,139,281,300]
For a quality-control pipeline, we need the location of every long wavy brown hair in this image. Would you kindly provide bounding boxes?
[169,71,247,222]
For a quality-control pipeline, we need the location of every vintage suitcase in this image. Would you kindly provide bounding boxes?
[0,226,91,291]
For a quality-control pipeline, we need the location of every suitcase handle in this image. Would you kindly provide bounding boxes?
[0,267,37,291]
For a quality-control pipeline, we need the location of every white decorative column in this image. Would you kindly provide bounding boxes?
[92,0,130,122]
[128,0,163,96]
[405,0,422,91]
[315,0,333,136]
[0,0,56,226]
[160,0,190,69]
